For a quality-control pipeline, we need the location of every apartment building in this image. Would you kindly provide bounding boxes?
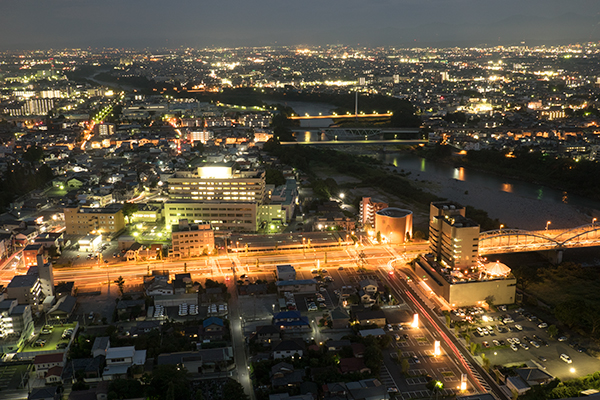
[64,204,125,236]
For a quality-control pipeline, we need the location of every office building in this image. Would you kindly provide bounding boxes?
[167,162,265,203]
[165,201,258,232]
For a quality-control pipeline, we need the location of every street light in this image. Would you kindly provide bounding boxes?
[593,218,597,227]
[545,221,551,231]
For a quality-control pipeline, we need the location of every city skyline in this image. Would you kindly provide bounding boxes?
[1,0,600,50]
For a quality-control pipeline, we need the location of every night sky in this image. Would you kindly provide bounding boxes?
[1,0,600,49]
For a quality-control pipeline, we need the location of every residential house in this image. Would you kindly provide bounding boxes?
[253,325,281,345]
[272,339,305,359]
[271,362,305,389]
[34,352,66,378]
[103,346,147,380]
[329,307,350,329]
[273,310,310,331]
[116,299,146,320]
[202,317,224,340]
[339,358,370,375]
[326,340,352,352]
[157,347,234,374]
[91,337,111,358]
[45,366,63,385]
[355,310,386,327]
[28,387,60,400]
[358,279,378,294]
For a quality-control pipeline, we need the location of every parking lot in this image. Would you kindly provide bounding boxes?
[20,323,77,353]
[457,307,600,380]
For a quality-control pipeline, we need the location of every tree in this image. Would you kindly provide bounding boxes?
[265,169,286,186]
[223,378,249,400]
[115,276,125,296]
[149,365,191,400]
[401,358,410,375]
[547,325,559,338]
[23,145,44,163]
[121,203,139,224]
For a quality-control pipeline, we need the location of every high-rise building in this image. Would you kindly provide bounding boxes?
[429,202,479,269]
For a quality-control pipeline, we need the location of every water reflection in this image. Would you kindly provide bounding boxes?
[420,158,426,172]
[562,191,569,204]
[453,167,465,181]
[537,188,543,200]
[501,183,513,193]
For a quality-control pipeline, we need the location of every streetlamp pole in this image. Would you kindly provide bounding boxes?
[545,221,551,231]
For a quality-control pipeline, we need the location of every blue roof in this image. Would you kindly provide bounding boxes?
[274,310,302,320]
[277,317,310,327]
[203,317,224,328]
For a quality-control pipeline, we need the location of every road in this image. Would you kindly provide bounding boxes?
[227,277,255,400]
[380,265,509,400]
[42,243,429,290]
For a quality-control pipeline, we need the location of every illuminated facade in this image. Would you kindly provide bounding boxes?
[374,208,413,243]
[429,202,479,269]
[359,197,388,226]
[166,162,265,232]
[64,204,125,236]
[165,201,258,232]
[170,219,215,258]
[167,163,265,203]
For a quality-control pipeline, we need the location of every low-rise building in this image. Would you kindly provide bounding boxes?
[34,352,66,379]
[64,204,125,236]
[276,264,296,281]
[170,219,214,258]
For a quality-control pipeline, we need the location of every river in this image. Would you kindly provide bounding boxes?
[373,152,599,231]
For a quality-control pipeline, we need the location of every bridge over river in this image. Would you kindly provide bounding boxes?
[479,223,600,261]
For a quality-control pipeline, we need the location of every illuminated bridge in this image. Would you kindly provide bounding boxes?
[288,112,393,120]
[478,224,600,256]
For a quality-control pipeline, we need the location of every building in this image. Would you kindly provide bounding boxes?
[167,162,265,203]
[355,310,387,327]
[36,254,54,300]
[34,353,66,378]
[64,204,125,236]
[414,255,516,307]
[272,339,306,359]
[429,202,479,269]
[359,197,388,226]
[275,279,317,295]
[6,274,43,307]
[374,208,413,244]
[170,219,215,258]
[165,162,266,233]
[94,123,116,136]
[23,243,44,267]
[103,345,147,380]
[0,299,34,353]
[276,265,296,281]
[165,201,258,232]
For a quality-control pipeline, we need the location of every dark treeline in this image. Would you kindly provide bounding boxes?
[418,144,600,202]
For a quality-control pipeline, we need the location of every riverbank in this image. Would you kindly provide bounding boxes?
[372,150,596,231]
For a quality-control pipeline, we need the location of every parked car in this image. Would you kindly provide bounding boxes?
[560,354,572,363]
